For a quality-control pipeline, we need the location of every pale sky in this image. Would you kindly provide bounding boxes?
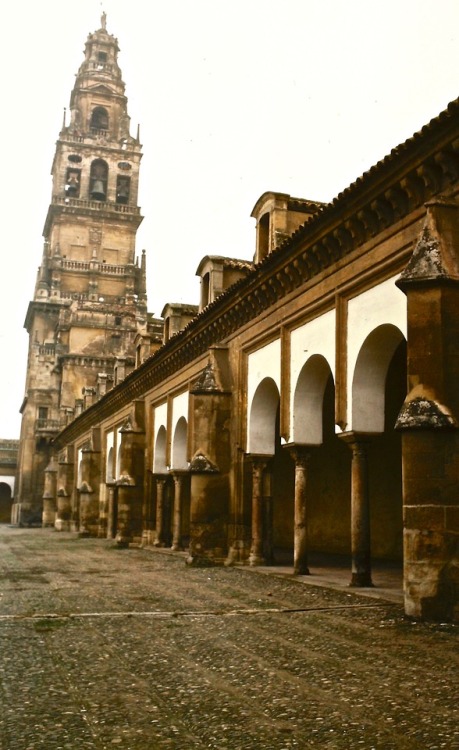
[1,0,458,438]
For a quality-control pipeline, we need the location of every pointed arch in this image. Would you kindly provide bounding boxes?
[292,354,334,444]
[351,324,406,433]
[248,377,280,455]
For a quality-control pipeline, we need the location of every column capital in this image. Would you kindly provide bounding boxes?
[153,474,168,485]
[284,443,314,466]
[246,453,271,469]
[337,431,376,448]
[171,471,188,490]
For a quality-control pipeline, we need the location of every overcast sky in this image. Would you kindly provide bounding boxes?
[0,0,458,438]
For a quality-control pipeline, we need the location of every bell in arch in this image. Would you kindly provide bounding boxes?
[91,179,106,201]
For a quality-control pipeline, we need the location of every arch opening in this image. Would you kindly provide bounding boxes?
[248,377,280,455]
[293,354,334,445]
[172,417,188,470]
[89,159,108,201]
[0,482,12,523]
[90,106,109,132]
[153,426,167,473]
[352,324,406,433]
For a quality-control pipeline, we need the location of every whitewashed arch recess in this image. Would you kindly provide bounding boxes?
[247,339,281,454]
[153,402,168,473]
[0,476,14,493]
[171,391,189,470]
[105,430,114,483]
[290,310,335,444]
[347,277,406,433]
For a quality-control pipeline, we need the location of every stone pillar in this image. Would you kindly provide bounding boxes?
[42,457,57,528]
[55,449,74,531]
[114,476,135,548]
[289,447,312,575]
[395,201,459,622]
[77,442,101,537]
[339,433,373,587]
[248,457,268,566]
[97,484,108,538]
[114,409,146,547]
[187,353,232,565]
[153,476,167,547]
[55,490,71,531]
[171,472,186,551]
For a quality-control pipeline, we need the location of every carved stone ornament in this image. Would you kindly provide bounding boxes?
[399,225,446,283]
[189,452,219,473]
[78,481,93,493]
[191,363,219,393]
[116,473,135,486]
[396,397,457,430]
[89,228,102,246]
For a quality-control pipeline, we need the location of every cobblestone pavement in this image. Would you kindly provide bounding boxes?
[0,527,457,750]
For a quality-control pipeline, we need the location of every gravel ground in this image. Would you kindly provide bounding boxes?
[0,527,457,750]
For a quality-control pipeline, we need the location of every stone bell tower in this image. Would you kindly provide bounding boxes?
[13,14,149,525]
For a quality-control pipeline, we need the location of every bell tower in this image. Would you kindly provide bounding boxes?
[13,15,150,525]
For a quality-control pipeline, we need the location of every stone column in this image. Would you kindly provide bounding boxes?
[248,457,268,566]
[141,472,155,546]
[289,447,312,576]
[106,484,116,539]
[171,472,186,551]
[262,467,274,565]
[154,476,167,547]
[339,433,373,587]
[114,476,134,548]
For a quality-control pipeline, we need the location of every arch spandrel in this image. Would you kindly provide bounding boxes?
[247,339,281,408]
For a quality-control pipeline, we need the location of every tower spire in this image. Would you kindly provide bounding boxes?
[13,17,149,527]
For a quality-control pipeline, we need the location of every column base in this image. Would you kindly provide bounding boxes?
[349,572,374,587]
[114,533,130,548]
[248,552,266,567]
[293,565,310,576]
[55,519,71,532]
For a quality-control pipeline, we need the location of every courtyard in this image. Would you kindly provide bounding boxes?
[0,527,457,749]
